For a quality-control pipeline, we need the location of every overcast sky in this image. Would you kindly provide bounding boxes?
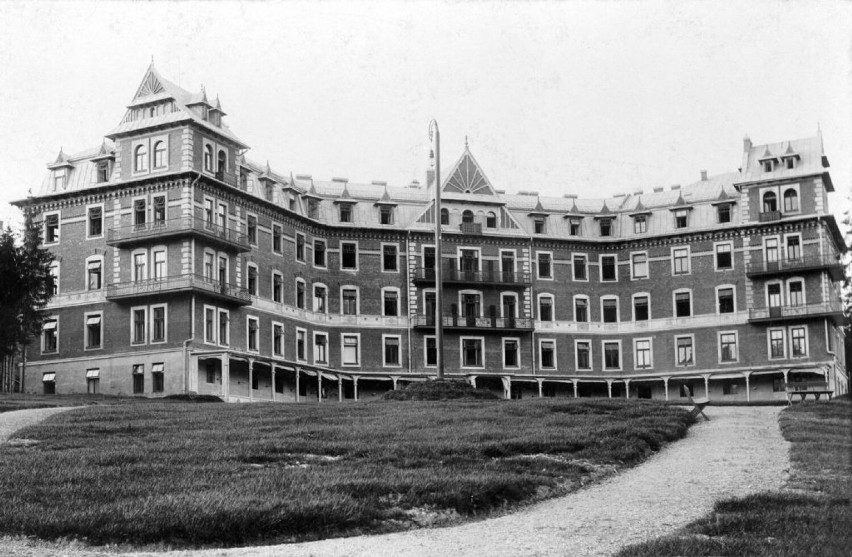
[1,0,850,229]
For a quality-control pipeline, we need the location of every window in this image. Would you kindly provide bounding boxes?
[717,287,735,314]
[569,218,581,236]
[603,341,620,370]
[204,198,214,224]
[503,339,519,368]
[134,144,148,172]
[313,239,326,267]
[314,333,328,365]
[153,195,166,223]
[85,313,102,349]
[717,204,731,223]
[440,208,449,225]
[134,199,146,226]
[462,210,474,223]
[306,199,319,219]
[539,295,554,321]
[672,247,690,275]
[719,332,738,362]
[791,327,807,357]
[45,213,59,244]
[676,336,694,366]
[42,319,58,353]
[133,252,147,282]
[342,334,360,366]
[764,237,779,264]
[341,287,358,315]
[788,280,804,306]
[461,338,483,368]
[152,249,166,280]
[384,336,401,367]
[86,258,102,290]
[382,244,398,271]
[769,329,785,358]
[675,291,691,317]
[132,308,147,344]
[204,307,215,343]
[631,252,648,279]
[42,372,56,394]
[97,161,110,183]
[53,170,66,191]
[247,264,258,296]
[573,255,587,280]
[599,219,612,237]
[762,159,774,172]
[273,323,284,356]
[786,236,801,260]
[218,309,229,346]
[540,340,556,369]
[767,283,782,308]
[216,202,227,228]
[600,255,617,281]
[151,363,164,393]
[601,297,618,323]
[674,209,689,228]
[151,305,165,342]
[574,296,589,322]
[534,218,546,234]
[153,141,166,169]
[217,255,228,283]
[460,292,481,319]
[715,243,733,270]
[247,215,257,245]
[272,224,282,254]
[380,206,394,225]
[295,233,305,262]
[339,204,352,223]
[763,191,777,213]
[133,364,144,394]
[486,212,497,228]
[576,341,591,370]
[341,242,358,270]
[86,369,100,394]
[785,157,796,170]
[783,189,799,212]
[633,215,647,234]
[88,206,103,238]
[247,317,259,352]
[272,272,283,303]
[634,339,652,369]
[383,289,399,317]
[217,150,227,177]
[722,381,739,395]
[538,252,552,279]
[313,285,327,313]
[204,144,214,171]
[49,262,59,295]
[633,295,649,321]
[425,336,437,366]
[500,251,515,276]
[295,279,305,309]
[296,329,307,361]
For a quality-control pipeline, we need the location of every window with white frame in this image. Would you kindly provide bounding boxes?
[132,364,144,394]
[672,247,690,275]
[153,195,166,223]
[314,332,328,365]
[719,331,738,362]
[314,239,326,268]
[383,288,399,317]
[295,233,305,263]
[204,307,215,344]
[600,255,617,281]
[783,188,799,213]
[601,296,619,323]
[272,272,283,303]
[572,254,587,281]
[501,292,518,318]
[599,218,613,237]
[765,237,779,263]
[272,224,283,254]
[538,294,554,321]
[86,256,103,291]
[503,338,520,368]
[295,279,306,309]
[246,264,258,296]
[574,296,589,322]
[461,337,483,368]
[313,284,327,313]
[247,316,259,352]
[633,294,650,321]
[602,341,621,370]
[790,326,807,357]
[539,339,556,369]
[153,140,167,169]
[674,209,689,228]
[152,248,166,280]
[715,243,733,270]
[675,335,694,366]
[341,334,360,366]
[134,143,148,172]
[424,336,437,367]
[569,218,582,236]
[717,204,732,223]
[296,328,307,361]
[87,206,103,238]
[272,323,284,356]
[379,206,394,225]
[132,250,147,282]
[788,279,804,306]
[217,309,229,346]
[786,235,801,261]
[631,252,648,279]
[717,286,735,314]
[151,363,164,393]
[246,215,257,246]
[768,328,785,359]
[537,252,552,279]
[203,251,214,280]
[84,312,102,350]
[341,241,358,270]
[339,203,353,223]
[634,339,652,369]
[151,305,166,343]
[382,244,398,271]
[674,290,692,318]
[42,318,58,353]
[633,215,647,234]
[575,340,591,370]
[767,282,783,308]
[341,287,358,316]
[44,213,60,244]
[383,335,401,367]
[49,261,59,295]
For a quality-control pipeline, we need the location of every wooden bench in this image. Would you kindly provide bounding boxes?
[786,381,833,405]
[686,394,710,421]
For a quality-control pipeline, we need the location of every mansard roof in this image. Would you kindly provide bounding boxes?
[736,132,832,191]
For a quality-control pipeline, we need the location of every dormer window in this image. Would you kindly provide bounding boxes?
[762,159,775,172]
[633,215,647,234]
[785,157,796,170]
[339,204,352,223]
[52,170,66,191]
[717,204,731,223]
[289,197,296,212]
[486,211,497,228]
[307,199,319,219]
[674,209,689,229]
[440,208,449,225]
[534,218,546,234]
[599,218,613,237]
[380,206,394,225]
[97,162,110,183]
[569,218,581,236]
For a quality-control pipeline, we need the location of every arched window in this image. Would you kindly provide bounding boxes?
[440,208,449,225]
[462,210,474,223]
[204,145,214,172]
[486,211,497,228]
[134,144,148,172]
[783,189,799,212]
[217,150,227,176]
[153,141,166,168]
[762,191,777,213]
[148,107,156,118]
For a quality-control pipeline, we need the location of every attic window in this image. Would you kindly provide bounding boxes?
[633,215,647,234]
[486,211,497,228]
[569,218,581,236]
[784,157,796,170]
[97,162,110,183]
[53,170,66,191]
[380,206,394,225]
[762,160,774,172]
[339,204,352,223]
[534,218,546,234]
[599,218,613,237]
[717,204,731,223]
[674,209,689,229]
[307,199,319,219]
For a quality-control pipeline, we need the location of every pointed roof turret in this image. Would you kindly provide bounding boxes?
[669,192,694,211]
[333,182,356,204]
[711,186,737,206]
[91,140,116,162]
[562,196,584,218]
[47,148,74,170]
[302,182,322,199]
[258,161,276,183]
[374,186,398,207]
[758,145,777,162]
[527,196,549,217]
[210,95,226,115]
[593,201,615,219]
[629,197,651,216]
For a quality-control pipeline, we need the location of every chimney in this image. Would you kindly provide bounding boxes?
[743,135,752,152]
[700,170,708,181]
[670,185,681,191]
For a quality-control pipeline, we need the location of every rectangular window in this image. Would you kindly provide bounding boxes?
[86,369,100,394]
[534,218,546,234]
[675,292,691,317]
[384,336,401,367]
[247,317,259,352]
[342,288,358,315]
[765,238,779,263]
[272,224,282,254]
[631,253,648,279]
[503,339,519,368]
[341,242,358,270]
[576,341,591,370]
[602,298,618,323]
[296,233,305,262]
[272,273,283,303]
[296,329,306,361]
[87,259,102,290]
[540,340,555,369]
[342,334,360,366]
[633,215,647,234]
[88,206,103,237]
[769,329,785,358]
[722,381,738,395]
[676,336,693,366]
[152,250,166,280]
[673,247,690,275]
[247,265,258,296]
[574,298,588,322]
[151,305,165,342]
[204,308,215,343]
[218,309,229,346]
[717,204,731,223]
[600,255,617,281]
[49,262,59,295]
[768,283,783,308]
[314,239,326,267]
[462,338,483,367]
[786,236,801,261]
[314,285,327,313]
[339,204,352,223]
[382,245,398,271]
[296,280,305,309]
[85,314,102,349]
[307,199,319,219]
[133,364,144,394]
[633,295,649,321]
[674,209,689,228]
[599,219,612,237]
[720,332,738,362]
[133,252,147,282]
[717,287,734,314]
[203,252,214,279]
[573,255,587,280]
[247,215,257,245]
[42,319,58,353]
[380,206,394,225]
[788,281,804,306]
[151,363,164,393]
[603,341,620,370]
[134,199,146,226]
[715,243,733,269]
[314,333,328,365]
[539,296,553,321]
[791,327,807,357]
[132,308,146,344]
[569,218,581,236]
[97,161,110,183]
[45,213,59,243]
[273,323,284,356]
[634,339,652,369]
[153,195,166,223]
[538,253,552,279]
[383,290,399,317]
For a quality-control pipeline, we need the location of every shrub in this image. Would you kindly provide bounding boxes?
[163,394,224,403]
[383,380,499,401]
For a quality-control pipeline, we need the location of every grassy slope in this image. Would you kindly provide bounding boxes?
[617,400,852,557]
[0,398,690,548]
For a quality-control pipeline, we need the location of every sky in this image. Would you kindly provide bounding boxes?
[1,0,850,231]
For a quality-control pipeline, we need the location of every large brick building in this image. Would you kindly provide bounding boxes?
[13,65,848,402]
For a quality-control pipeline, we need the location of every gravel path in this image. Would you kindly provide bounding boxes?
[0,405,790,557]
[0,407,72,443]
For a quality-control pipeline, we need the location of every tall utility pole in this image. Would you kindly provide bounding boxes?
[429,120,444,380]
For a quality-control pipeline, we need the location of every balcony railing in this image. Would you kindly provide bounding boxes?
[746,252,843,280]
[107,216,249,251]
[412,267,531,286]
[459,222,482,235]
[106,274,251,305]
[758,210,782,222]
[748,301,843,323]
[412,315,534,331]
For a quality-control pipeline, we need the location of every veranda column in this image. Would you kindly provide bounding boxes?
[338,376,343,402]
[221,354,230,401]
[295,367,300,402]
[271,366,276,402]
[501,376,512,400]
[663,376,670,401]
[743,372,751,402]
[392,376,399,390]
[537,379,543,398]
[469,376,477,389]
[248,358,254,401]
[353,376,359,401]
[573,380,579,398]
[317,374,322,403]
[624,379,631,398]
[606,380,613,398]
[703,374,711,399]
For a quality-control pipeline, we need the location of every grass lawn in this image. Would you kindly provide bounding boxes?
[617,399,852,557]
[0,398,690,548]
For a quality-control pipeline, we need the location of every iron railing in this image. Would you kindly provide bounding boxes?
[412,267,531,285]
[106,274,251,304]
[412,315,534,330]
[107,216,249,250]
[746,251,843,277]
[748,301,842,322]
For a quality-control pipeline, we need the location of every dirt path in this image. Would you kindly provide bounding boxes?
[0,405,790,557]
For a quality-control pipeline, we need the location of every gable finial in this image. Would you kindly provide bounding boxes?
[465,135,469,149]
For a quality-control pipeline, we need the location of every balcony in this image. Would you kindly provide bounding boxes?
[106,274,251,305]
[459,222,482,235]
[412,315,534,332]
[412,267,531,287]
[746,252,844,280]
[107,216,250,252]
[748,301,843,324]
[758,210,782,222]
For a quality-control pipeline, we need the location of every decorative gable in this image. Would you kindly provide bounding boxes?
[132,65,166,101]
[442,147,496,195]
